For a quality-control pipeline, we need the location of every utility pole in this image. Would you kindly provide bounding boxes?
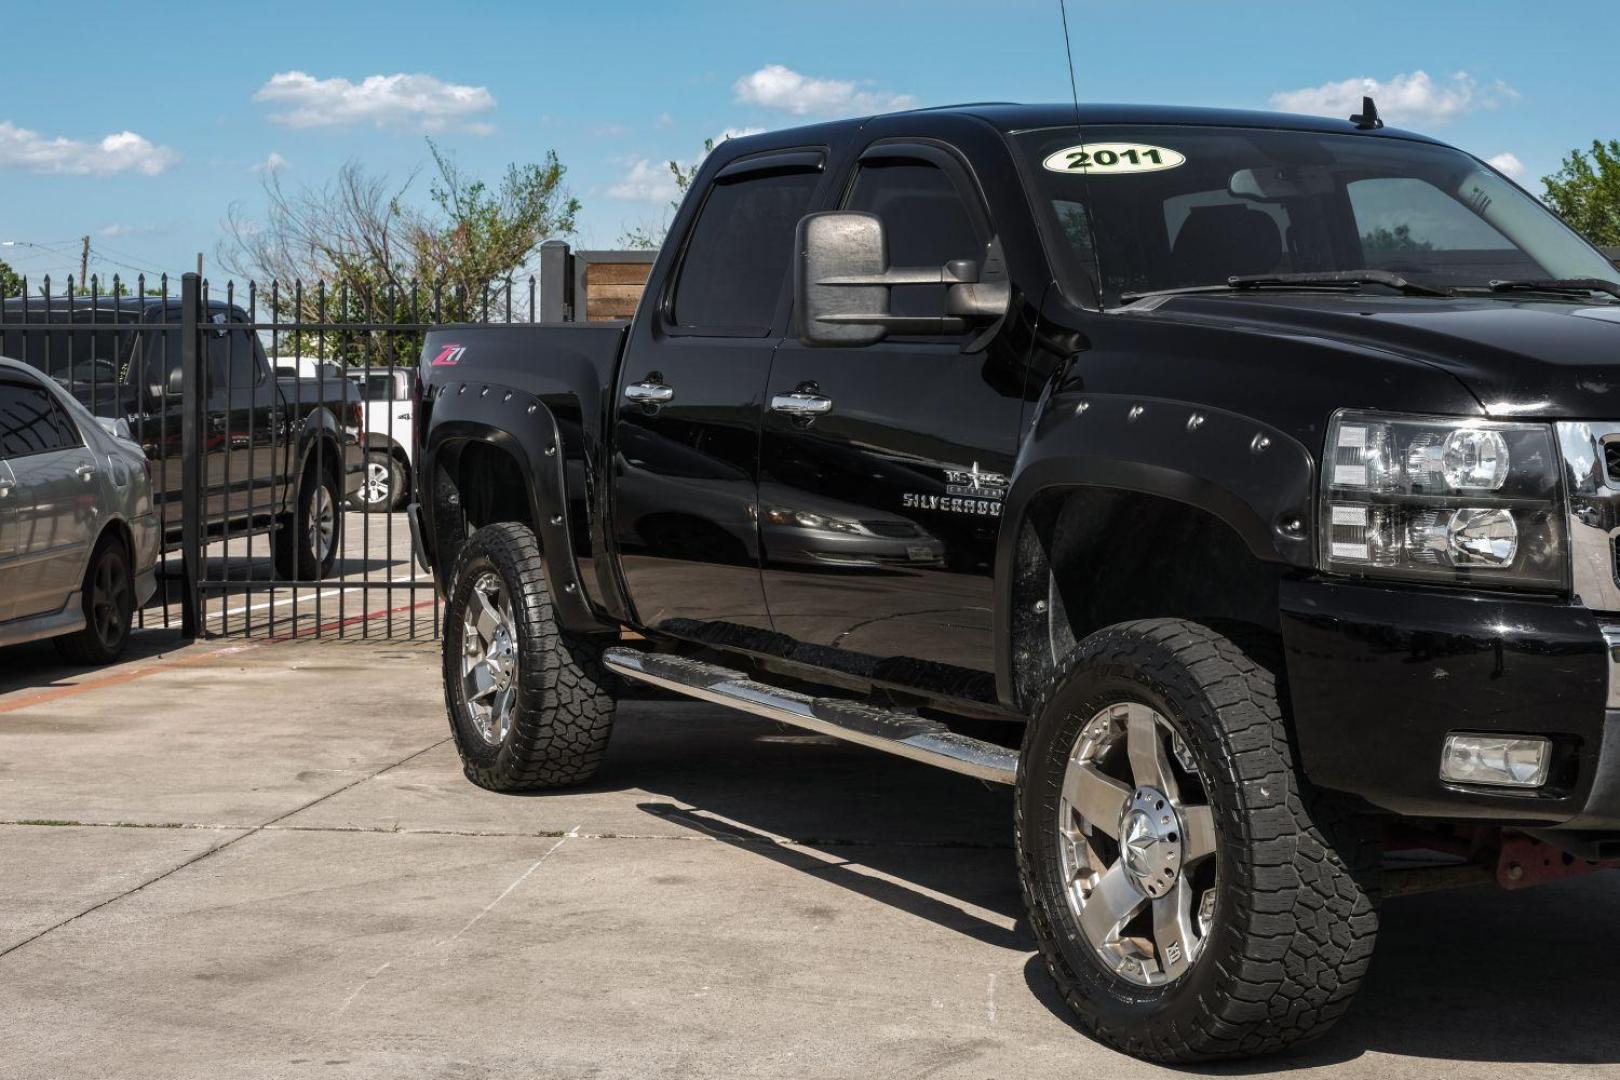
[80,235,90,291]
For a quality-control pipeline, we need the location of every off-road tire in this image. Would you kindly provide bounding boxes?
[442,522,616,790]
[274,463,342,581]
[54,534,135,665]
[1016,618,1380,1062]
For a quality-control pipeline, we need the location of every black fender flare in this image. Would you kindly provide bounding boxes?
[421,385,609,634]
[993,392,1316,706]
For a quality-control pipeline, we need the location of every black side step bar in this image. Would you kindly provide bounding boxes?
[602,647,1018,785]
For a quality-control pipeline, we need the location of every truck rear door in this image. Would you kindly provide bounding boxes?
[611,149,825,639]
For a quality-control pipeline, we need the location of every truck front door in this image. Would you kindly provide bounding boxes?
[759,143,1027,701]
[612,150,825,640]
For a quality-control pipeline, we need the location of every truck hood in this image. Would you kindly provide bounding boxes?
[1138,293,1620,419]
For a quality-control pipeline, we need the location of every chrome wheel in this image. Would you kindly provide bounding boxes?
[460,572,519,746]
[308,483,336,563]
[1056,701,1219,987]
[359,460,391,506]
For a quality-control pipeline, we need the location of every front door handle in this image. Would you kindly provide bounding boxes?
[75,464,98,482]
[771,392,834,416]
[624,380,674,405]
[0,478,13,497]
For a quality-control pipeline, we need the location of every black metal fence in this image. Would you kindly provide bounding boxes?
[1,244,652,641]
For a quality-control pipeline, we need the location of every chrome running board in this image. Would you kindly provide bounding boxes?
[602,647,1018,785]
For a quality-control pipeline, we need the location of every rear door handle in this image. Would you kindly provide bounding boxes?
[75,464,97,482]
[771,392,834,416]
[624,381,674,404]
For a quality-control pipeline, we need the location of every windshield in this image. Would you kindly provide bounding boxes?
[1014,125,1620,306]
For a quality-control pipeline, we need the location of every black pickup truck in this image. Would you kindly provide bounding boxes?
[412,102,1620,1062]
[0,296,364,579]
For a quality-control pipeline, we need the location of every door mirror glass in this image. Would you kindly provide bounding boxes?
[796,212,891,347]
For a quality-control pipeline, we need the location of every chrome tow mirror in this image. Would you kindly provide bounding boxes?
[794,211,1009,348]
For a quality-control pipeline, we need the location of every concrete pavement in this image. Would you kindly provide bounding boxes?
[1,635,1618,1078]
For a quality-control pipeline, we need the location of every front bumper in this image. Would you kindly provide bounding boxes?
[1282,578,1620,829]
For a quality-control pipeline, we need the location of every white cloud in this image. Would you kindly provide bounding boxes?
[1269,70,1518,128]
[656,112,674,128]
[609,130,767,202]
[252,71,496,133]
[1486,152,1525,179]
[251,151,289,174]
[732,64,915,117]
[609,159,680,202]
[0,121,177,176]
[593,123,631,137]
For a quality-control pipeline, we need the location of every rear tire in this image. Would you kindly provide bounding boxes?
[54,534,135,665]
[350,451,407,513]
[1016,619,1379,1062]
[442,522,616,790]
[274,464,342,581]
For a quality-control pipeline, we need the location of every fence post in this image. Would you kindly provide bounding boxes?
[538,240,572,322]
[179,273,204,637]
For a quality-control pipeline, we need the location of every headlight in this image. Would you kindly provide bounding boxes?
[765,507,861,533]
[1321,410,1565,589]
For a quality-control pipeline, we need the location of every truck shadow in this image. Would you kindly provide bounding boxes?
[601,703,1619,1069]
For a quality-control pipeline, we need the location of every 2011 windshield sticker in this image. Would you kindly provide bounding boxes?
[1041,143,1186,175]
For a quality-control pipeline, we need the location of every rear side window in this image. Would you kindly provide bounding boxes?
[670,167,821,334]
[206,325,264,390]
[0,376,80,458]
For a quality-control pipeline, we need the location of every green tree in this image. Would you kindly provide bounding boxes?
[0,257,20,298]
[220,140,580,362]
[1543,140,1620,247]
[411,139,580,311]
[1361,223,1434,252]
[618,138,716,249]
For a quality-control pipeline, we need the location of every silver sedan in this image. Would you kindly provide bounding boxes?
[0,355,159,663]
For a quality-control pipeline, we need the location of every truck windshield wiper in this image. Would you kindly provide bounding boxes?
[1121,269,1453,304]
[1474,278,1620,302]
[1226,271,1454,297]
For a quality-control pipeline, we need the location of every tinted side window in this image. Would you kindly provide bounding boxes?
[0,377,78,457]
[671,168,821,333]
[207,327,263,390]
[846,160,985,319]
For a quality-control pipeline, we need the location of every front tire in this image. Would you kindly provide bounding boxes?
[1016,619,1379,1062]
[54,534,135,665]
[442,522,616,790]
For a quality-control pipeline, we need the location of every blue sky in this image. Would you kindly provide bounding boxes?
[0,0,1612,285]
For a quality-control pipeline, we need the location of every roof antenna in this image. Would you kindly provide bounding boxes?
[1350,95,1384,130]
[1057,0,1106,305]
